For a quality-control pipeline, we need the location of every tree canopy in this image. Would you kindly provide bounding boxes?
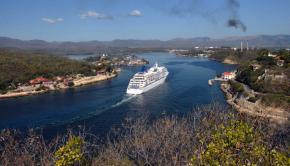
[0,49,96,92]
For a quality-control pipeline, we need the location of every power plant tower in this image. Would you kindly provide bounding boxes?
[241,41,243,52]
[247,42,249,51]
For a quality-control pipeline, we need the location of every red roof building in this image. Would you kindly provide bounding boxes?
[223,72,231,76]
[222,72,236,80]
[29,77,49,85]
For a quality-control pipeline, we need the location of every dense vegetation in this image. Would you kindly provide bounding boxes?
[0,49,96,92]
[235,49,290,108]
[228,80,244,94]
[277,49,290,67]
[208,49,259,63]
[237,65,290,95]
[236,49,290,93]
[0,104,289,165]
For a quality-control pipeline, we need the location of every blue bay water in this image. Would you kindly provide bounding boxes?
[0,52,236,137]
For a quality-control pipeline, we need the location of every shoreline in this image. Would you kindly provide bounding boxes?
[73,74,117,87]
[0,90,49,99]
[222,58,238,64]
[208,57,238,65]
[220,82,289,124]
[0,73,117,99]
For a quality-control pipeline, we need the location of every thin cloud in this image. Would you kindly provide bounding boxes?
[42,17,63,24]
[129,10,142,17]
[80,11,113,20]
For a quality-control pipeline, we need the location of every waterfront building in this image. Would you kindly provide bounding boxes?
[222,72,236,80]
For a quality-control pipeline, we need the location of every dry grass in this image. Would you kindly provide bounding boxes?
[0,103,289,165]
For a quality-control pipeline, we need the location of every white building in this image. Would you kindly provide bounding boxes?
[268,52,277,58]
[222,72,236,80]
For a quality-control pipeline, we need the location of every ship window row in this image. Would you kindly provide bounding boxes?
[131,80,145,83]
[147,75,163,81]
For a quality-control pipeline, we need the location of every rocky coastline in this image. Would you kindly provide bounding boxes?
[220,82,289,124]
[222,58,238,64]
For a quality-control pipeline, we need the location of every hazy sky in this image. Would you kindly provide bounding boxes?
[0,0,289,41]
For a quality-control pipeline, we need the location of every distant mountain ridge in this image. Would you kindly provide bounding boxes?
[0,35,289,51]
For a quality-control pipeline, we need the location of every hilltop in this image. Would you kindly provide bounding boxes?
[0,35,290,52]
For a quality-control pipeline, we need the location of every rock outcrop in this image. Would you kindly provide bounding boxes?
[223,58,238,64]
[221,82,289,124]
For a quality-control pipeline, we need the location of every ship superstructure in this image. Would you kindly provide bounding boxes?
[126,63,169,94]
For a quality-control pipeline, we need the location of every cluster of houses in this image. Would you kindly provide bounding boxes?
[28,76,74,90]
[90,54,148,67]
[168,47,237,57]
[266,52,285,67]
[112,55,148,66]
[105,55,148,66]
[127,59,148,66]
[249,52,286,72]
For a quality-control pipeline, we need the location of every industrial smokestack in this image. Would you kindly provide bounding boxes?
[247,42,249,51]
[240,41,243,52]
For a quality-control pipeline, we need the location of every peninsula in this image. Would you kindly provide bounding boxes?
[170,47,290,123]
[0,49,147,99]
[220,49,290,124]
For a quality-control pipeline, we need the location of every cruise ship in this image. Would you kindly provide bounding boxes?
[126,63,169,94]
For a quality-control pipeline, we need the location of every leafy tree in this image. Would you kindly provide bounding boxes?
[229,80,244,93]
[105,64,113,73]
[279,49,290,65]
[54,136,85,166]
[190,118,290,165]
[258,49,269,56]
[0,49,97,91]
[256,55,275,66]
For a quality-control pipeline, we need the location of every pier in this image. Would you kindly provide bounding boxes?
[208,77,225,85]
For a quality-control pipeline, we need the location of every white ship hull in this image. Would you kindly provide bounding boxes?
[126,76,167,95]
[126,63,168,95]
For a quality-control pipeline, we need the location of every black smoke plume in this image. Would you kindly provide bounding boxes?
[227,19,246,32]
[227,0,247,31]
[168,0,247,32]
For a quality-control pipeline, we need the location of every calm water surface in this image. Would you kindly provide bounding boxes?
[0,52,235,137]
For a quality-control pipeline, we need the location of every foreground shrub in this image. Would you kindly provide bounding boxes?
[0,130,89,166]
[0,104,289,165]
[92,105,290,165]
[190,118,290,165]
[54,135,85,166]
[0,129,55,165]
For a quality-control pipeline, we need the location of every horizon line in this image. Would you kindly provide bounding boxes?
[1,34,290,43]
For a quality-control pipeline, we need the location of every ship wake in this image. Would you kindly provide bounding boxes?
[42,95,137,128]
[110,94,137,108]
